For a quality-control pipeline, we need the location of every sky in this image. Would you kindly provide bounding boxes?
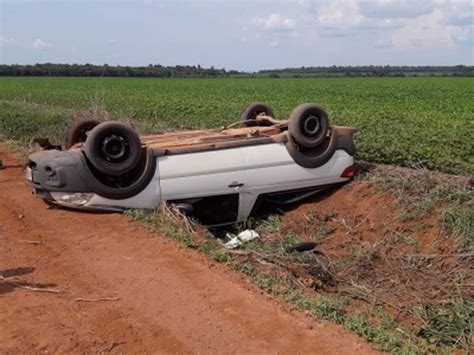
[0,0,473,71]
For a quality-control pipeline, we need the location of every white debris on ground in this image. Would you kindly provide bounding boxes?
[224,229,259,249]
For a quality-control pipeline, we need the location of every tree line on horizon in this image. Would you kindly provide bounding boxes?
[0,63,472,77]
[259,65,474,77]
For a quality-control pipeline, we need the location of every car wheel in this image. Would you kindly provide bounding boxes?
[239,102,274,127]
[83,121,143,176]
[288,104,328,148]
[64,118,101,149]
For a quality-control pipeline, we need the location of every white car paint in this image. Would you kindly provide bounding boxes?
[72,142,353,223]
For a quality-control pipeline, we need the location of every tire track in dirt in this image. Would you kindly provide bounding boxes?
[0,144,376,354]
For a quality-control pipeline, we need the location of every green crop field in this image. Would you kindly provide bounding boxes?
[0,76,472,174]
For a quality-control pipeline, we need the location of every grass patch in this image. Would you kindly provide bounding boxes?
[126,207,203,249]
[363,164,473,246]
[440,205,474,248]
[250,274,416,353]
[0,100,69,145]
[344,315,409,353]
[416,298,473,349]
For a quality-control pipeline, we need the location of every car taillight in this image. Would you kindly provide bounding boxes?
[340,164,356,178]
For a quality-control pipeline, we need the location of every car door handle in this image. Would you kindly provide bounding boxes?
[228,181,244,188]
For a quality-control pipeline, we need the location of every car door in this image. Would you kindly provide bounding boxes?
[241,142,349,196]
[158,147,247,224]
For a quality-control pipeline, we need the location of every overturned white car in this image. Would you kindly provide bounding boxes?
[27,103,356,226]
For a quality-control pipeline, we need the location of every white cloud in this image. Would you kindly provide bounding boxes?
[390,8,455,48]
[359,0,435,19]
[441,0,473,26]
[316,0,363,29]
[33,38,52,50]
[254,13,296,32]
[387,2,474,49]
[314,0,402,35]
[298,0,472,49]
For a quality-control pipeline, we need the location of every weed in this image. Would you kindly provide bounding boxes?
[278,232,300,250]
[313,225,334,241]
[439,205,474,248]
[232,261,256,277]
[348,245,365,261]
[211,249,230,263]
[344,315,408,353]
[283,290,418,353]
[163,224,196,248]
[5,140,29,161]
[125,209,161,230]
[365,164,473,246]
[197,240,217,255]
[253,275,280,294]
[416,298,473,349]
[126,208,197,247]
[396,199,433,221]
[255,214,282,234]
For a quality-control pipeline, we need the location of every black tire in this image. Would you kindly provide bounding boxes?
[288,104,328,148]
[83,121,142,176]
[84,149,157,199]
[64,118,101,149]
[239,102,274,127]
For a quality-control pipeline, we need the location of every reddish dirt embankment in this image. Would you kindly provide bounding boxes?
[0,144,375,354]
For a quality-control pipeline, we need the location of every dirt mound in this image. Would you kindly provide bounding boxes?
[276,176,472,344]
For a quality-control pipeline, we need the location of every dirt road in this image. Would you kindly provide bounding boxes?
[0,144,375,354]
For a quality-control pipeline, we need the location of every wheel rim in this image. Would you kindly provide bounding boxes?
[302,115,320,136]
[101,135,130,162]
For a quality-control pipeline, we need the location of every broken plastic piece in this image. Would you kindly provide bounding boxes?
[286,241,317,253]
[224,229,259,249]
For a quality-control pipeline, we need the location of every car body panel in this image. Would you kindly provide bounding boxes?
[41,145,352,224]
[158,146,246,200]
[27,122,355,225]
[82,168,161,210]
